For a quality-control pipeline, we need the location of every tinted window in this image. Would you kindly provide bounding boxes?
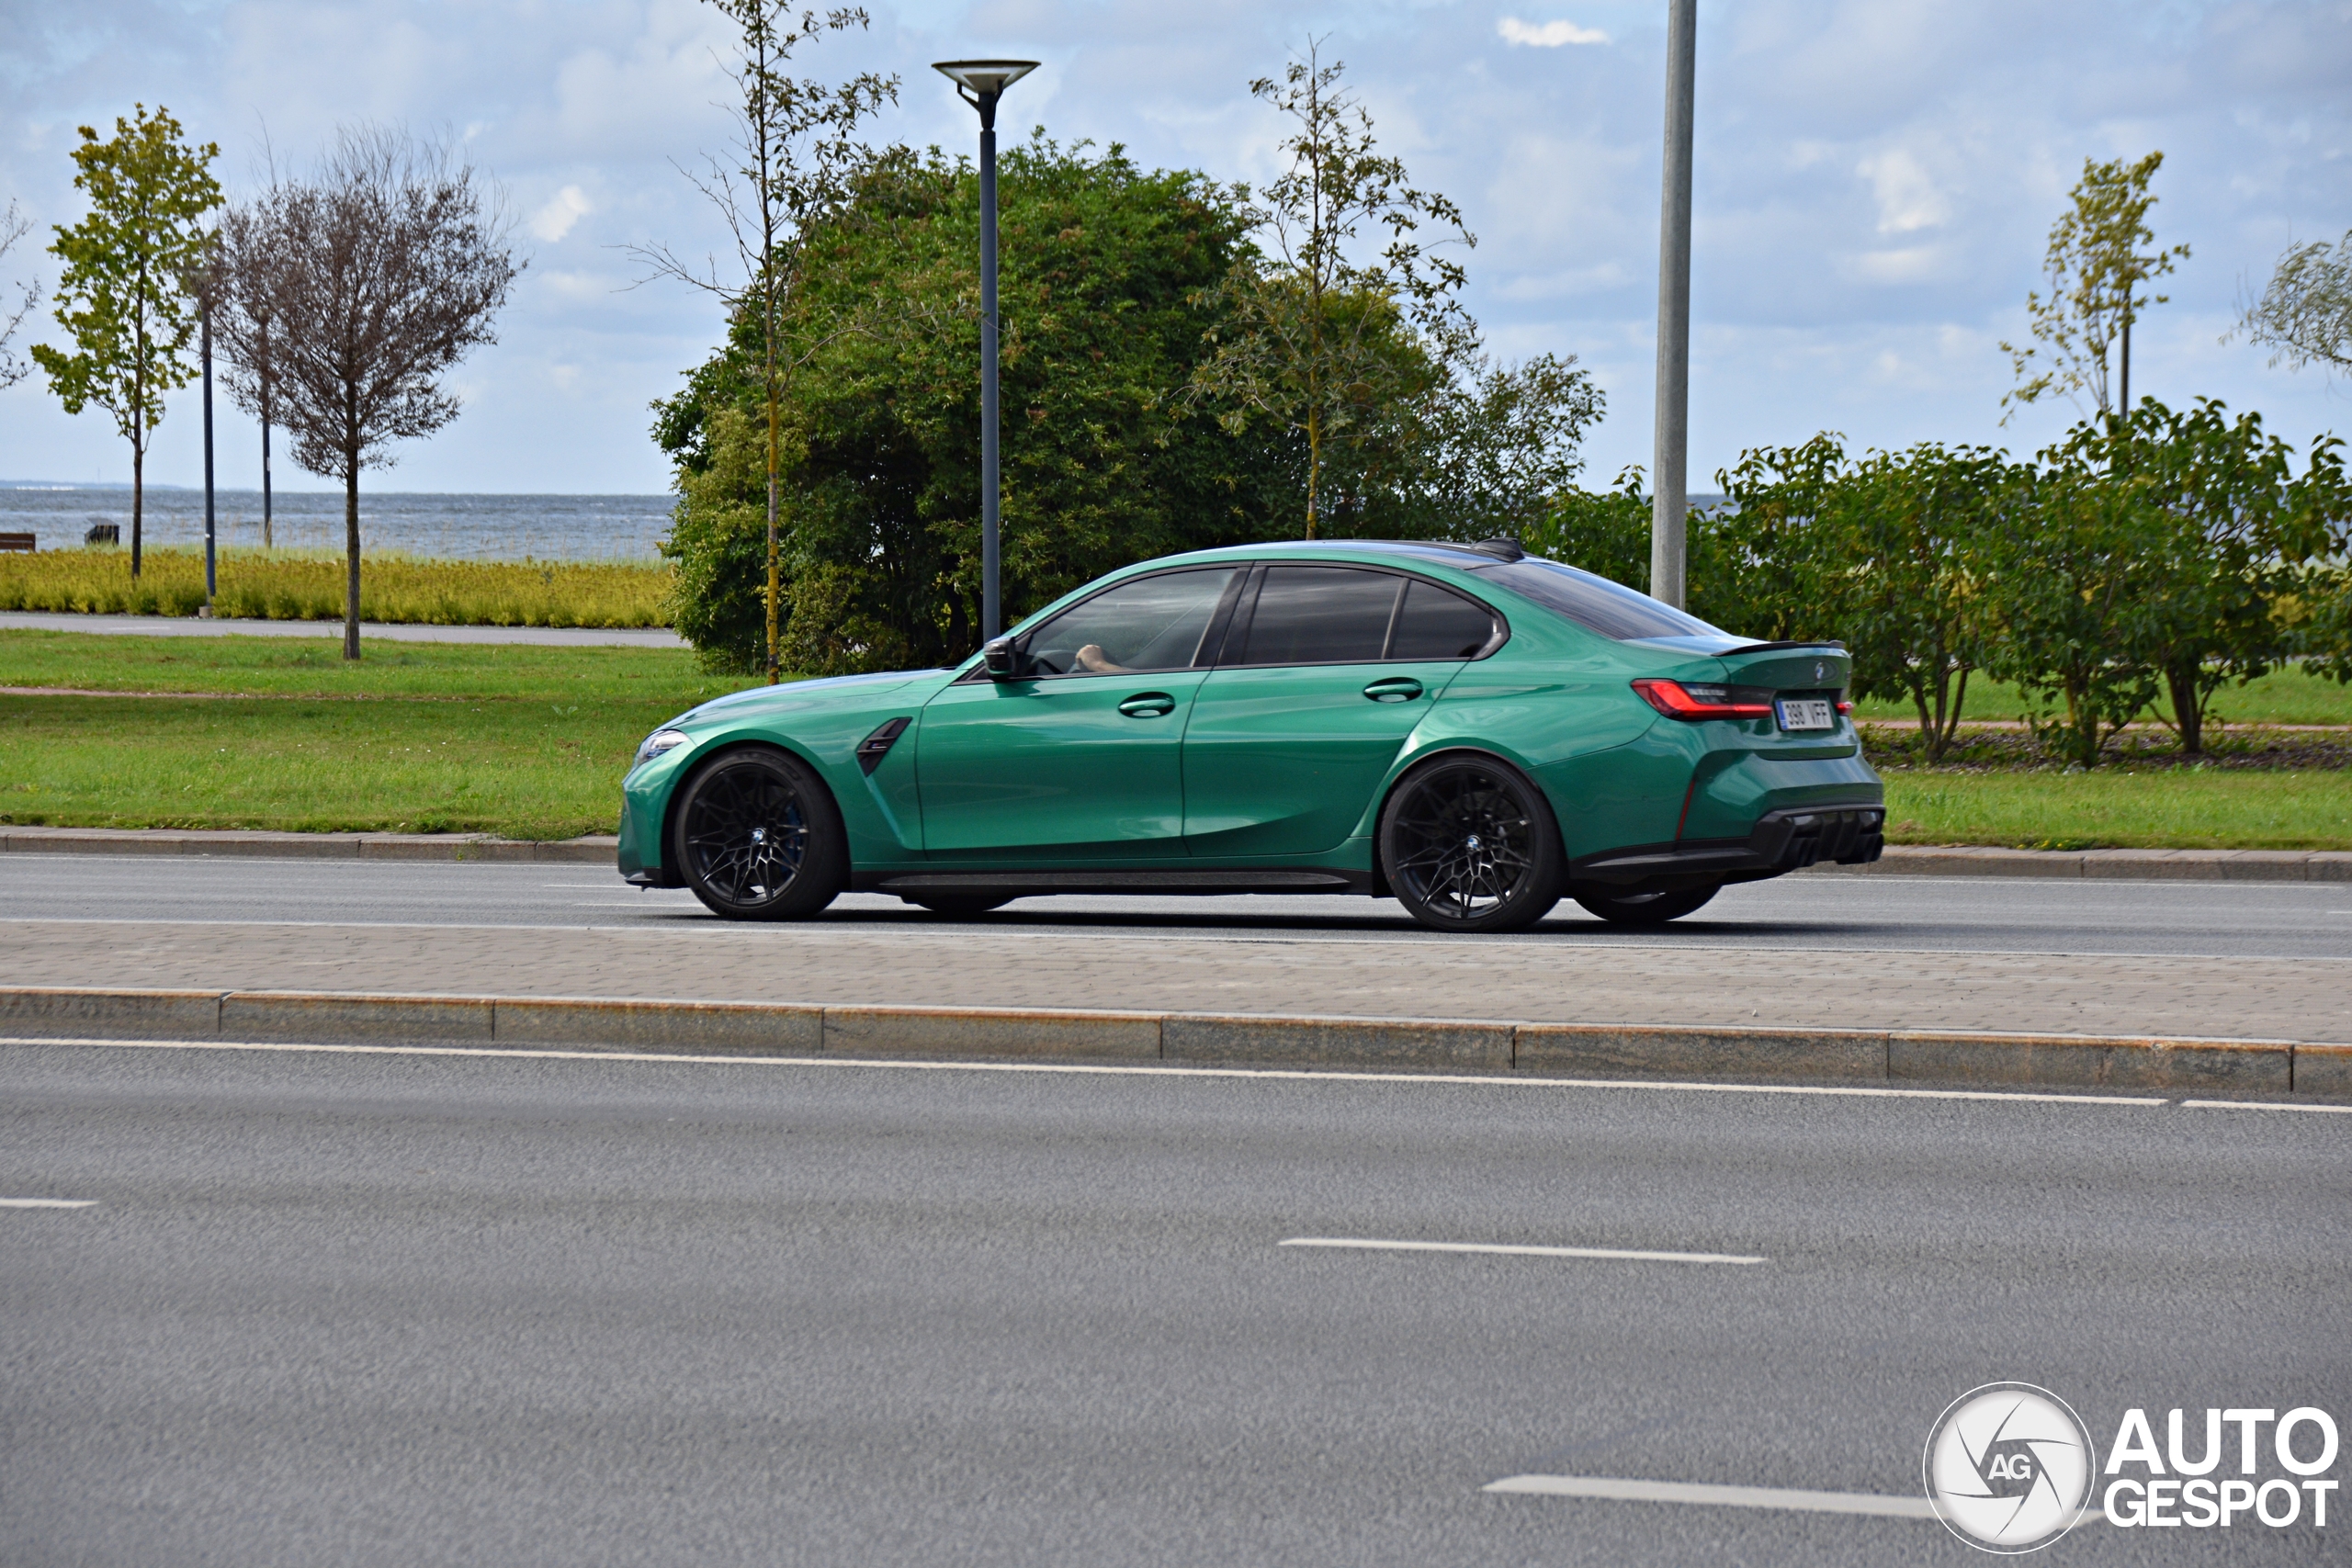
[1387,580,1498,660]
[1236,567,1401,665]
[1025,569,1238,676]
[1469,558,1726,642]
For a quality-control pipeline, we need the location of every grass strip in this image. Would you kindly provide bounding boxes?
[0,547,674,628]
[1881,770,2352,852]
[1849,663,2352,728]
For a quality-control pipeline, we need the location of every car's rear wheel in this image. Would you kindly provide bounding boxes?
[1378,754,1565,933]
[672,747,846,920]
[1574,883,1720,926]
[900,893,1014,918]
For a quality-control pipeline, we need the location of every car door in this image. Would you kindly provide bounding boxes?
[916,567,1241,861]
[1182,566,1500,859]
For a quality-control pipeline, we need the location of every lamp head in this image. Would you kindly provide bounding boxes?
[933,59,1039,104]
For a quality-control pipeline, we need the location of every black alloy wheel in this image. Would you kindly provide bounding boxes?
[1378,755,1565,933]
[672,747,847,920]
[1573,882,1720,927]
[901,894,1015,918]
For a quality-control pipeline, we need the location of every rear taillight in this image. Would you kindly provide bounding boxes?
[1837,699,1852,715]
[1631,678,1776,720]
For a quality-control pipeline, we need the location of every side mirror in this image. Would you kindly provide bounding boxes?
[981,637,1024,681]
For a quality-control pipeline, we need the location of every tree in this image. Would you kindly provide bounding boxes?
[0,198,40,389]
[1707,434,1849,642]
[1402,351,1603,541]
[658,138,1286,674]
[31,106,221,576]
[212,129,518,659]
[2001,152,2188,423]
[1185,41,1476,537]
[2055,400,2345,753]
[1821,444,2017,761]
[2239,229,2352,375]
[1526,468,1656,591]
[634,1,895,683]
[1977,459,2168,768]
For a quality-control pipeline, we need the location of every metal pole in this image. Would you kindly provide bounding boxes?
[260,323,274,549]
[201,300,217,612]
[1650,0,1697,610]
[978,90,1002,641]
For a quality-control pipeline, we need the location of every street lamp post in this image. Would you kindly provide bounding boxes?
[200,299,217,615]
[1650,0,1697,611]
[933,59,1037,643]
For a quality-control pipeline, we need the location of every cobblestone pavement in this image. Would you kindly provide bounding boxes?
[12,917,2345,1043]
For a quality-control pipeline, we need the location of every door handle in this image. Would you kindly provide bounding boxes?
[1118,693,1176,717]
[1363,677,1424,703]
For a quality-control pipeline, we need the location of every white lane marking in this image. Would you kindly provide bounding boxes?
[1282,1237,1764,1265]
[1484,1473,1938,1518]
[0,1037,2176,1106]
[1484,1472,2109,1525]
[0,1197,96,1208]
[2181,1099,2352,1114]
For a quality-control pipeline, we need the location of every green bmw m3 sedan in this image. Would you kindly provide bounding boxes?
[617,538,1883,932]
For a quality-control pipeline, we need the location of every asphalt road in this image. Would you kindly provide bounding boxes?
[3,1040,2343,1566]
[6,851,2351,960]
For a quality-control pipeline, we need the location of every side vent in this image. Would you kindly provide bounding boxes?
[856,716,912,775]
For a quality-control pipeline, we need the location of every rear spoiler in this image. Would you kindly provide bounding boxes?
[1719,640,1846,655]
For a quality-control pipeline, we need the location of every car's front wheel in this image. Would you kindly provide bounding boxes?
[671,747,846,920]
[1378,754,1565,933]
[1574,883,1719,926]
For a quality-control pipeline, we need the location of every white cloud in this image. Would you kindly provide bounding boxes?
[1497,18,1611,49]
[1857,148,1950,235]
[530,185,596,242]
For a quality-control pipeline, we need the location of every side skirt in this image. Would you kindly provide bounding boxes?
[851,868,1376,898]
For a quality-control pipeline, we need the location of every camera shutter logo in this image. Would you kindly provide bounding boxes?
[1923,1382,2098,1552]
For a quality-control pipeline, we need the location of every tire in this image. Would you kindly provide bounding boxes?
[900,894,1015,918]
[1377,754,1566,933]
[671,747,847,920]
[1573,882,1720,927]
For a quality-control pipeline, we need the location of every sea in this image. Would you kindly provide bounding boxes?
[0,485,675,562]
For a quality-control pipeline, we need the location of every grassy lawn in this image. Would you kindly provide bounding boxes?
[1850,662,2352,727]
[0,630,766,839]
[1880,769,2352,852]
[4,630,2346,847]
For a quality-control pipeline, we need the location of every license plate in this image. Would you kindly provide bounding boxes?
[1776,698,1835,731]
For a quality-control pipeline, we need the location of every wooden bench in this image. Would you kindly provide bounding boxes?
[0,533,33,553]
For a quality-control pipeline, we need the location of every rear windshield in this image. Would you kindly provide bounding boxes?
[1467,558,1726,642]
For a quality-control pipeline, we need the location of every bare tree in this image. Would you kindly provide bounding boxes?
[0,198,40,389]
[215,129,519,658]
[632,2,896,683]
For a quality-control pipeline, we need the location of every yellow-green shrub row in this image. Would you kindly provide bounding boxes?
[0,547,674,628]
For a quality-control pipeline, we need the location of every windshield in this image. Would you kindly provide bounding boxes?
[1467,558,1728,643]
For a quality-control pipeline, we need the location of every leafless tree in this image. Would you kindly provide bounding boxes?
[213,129,520,657]
[0,198,40,389]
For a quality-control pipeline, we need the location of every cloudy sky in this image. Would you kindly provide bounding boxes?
[2,0,2347,498]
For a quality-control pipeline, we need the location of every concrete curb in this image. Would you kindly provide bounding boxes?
[3,826,2349,881]
[0,987,2339,1099]
[1812,845,2352,882]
